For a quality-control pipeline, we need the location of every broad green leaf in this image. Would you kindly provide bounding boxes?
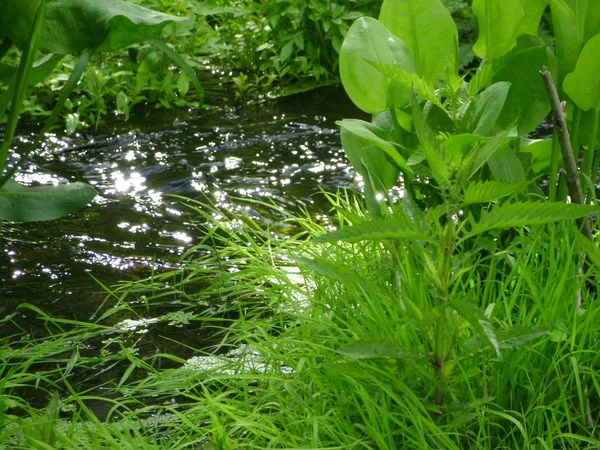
[472,0,524,60]
[550,0,584,87]
[339,17,416,113]
[450,298,500,356]
[468,202,600,237]
[337,340,413,359]
[563,34,600,111]
[461,127,514,181]
[314,212,430,243]
[515,0,549,37]
[519,137,553,174]
[340,128,401,217]
[493,39,551,136]
[462,181,525,205]
[0,179,97,222]
[487,147,527,183]
[379,0,457,83]
[337,119,412,177]
[461,82,511,136]
[0,0,185,54]
[582,3,600,42]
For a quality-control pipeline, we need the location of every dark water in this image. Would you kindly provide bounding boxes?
[0,87,363,326]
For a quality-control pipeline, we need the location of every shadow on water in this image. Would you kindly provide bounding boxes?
[0,87,364,332]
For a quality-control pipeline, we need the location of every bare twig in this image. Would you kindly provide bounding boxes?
[540,66,593,241]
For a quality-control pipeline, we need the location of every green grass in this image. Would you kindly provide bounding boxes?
[1,192,599,448]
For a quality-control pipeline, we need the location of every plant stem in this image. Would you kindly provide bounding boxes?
[540,67,592,240]
[580,107,598,200]
[549,130,559,201]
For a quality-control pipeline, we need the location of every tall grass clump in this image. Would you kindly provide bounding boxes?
[1,193,600,448]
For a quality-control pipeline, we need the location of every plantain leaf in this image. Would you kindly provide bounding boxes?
[467,202,600,237]
[379,0,457,83]
[450,298,500,356]
[337,119,412,177]
[549,0,583,87]
[472,0,524,60]
[0,179,97,222]
[339,16,416,113]
[461,82,511,136]
[563,34,600,111]
[314,212,430,243]
[462,181,526,205]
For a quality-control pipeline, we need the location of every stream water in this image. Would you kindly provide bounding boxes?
[0,87,364,330]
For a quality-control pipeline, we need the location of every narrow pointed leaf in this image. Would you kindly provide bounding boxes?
[337,340,413,359]
[463,127,514,181]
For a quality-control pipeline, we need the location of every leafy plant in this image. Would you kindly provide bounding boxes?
[309,0,600,407]
[0,0,204,223]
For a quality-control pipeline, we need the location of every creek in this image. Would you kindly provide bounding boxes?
[0,87,363,333]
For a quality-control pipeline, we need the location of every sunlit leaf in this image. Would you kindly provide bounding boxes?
[380,0,457,83]
[467,202,600,237]
[462,181,525,205]
[314,212,430,243]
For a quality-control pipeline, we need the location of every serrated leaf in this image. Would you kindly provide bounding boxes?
[468,202,600,237]
[450,298,500,356]
[337,340,412,359]
[294,256,359,286]
[462,181,525,205]
[411,92,451,187]
[314,212,430,243]
[368,61,444,110]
